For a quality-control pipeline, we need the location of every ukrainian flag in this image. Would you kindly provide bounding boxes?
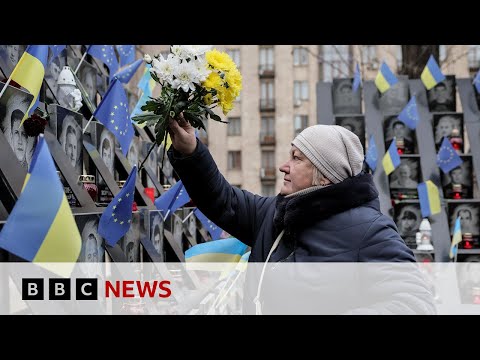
[0,135,81,276]
[449,217,462,260]
[382,138,401,176]
[418,180,441,218]
[421,55,446,90]
[375,61,398,94]
[185,237,248,263]
[10,45,49,123]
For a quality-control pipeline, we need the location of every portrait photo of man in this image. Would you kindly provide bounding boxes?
[427,75,456,112]
[378,75,409,115]
[0,84,36,169]
[78,61,98,105]
[150,211,164,259]
[449,203,480,236]
[0,45,25,77]
[442,158,473,199]
[78,216,105,263]
[172,212,184,249]
[433,113,463,151]
[389,159,419,189]
[384,116,416,154]
[45,56,63,102]
[121,212,140,262]
[331,78,362,115]
[58,109,83,175]
[335,115,365,150]
[127,136,140,170]
[394,204,422,245]
[99,128,115,176]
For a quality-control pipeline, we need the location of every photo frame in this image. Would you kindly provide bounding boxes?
[335,115,366,150]
[389,158,421,200]
[448,202,480,237]
[0,45,26,78]
[76,214,105,263]
[78,61,98,107]
[432,113,464,152]
[54,106,84,176]
[141,140,158,196]
[127,136,140,170]
[384,115,416,154]
[97,125,116,203]
[0,82,36,169]
[427,75,456,112]
[442,157,473,199]
[149,210,165,260]
[378,75,409,115]
[393,203,422,248]
[120,212,141,262]
[331,78,362,115]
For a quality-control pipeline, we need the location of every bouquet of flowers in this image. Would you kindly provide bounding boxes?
[131,45,242,149]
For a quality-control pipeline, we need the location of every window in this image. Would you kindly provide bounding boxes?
[294,81,309,101]
[323,45,352,82]
[259,46,274,72]
[260,79,275,109]
[226,49,241,68]
[468,45,480,73]
[228,151,241,170]
[293,47,309,66]
[294,115,308,136]
[261,151,275,169]
[227,117,241,136]
[261,116,275,136]
[360,45,377,70]
[262,184,276,197]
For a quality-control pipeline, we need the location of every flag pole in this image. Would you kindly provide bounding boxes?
[0,77,12,101]
[182,210,194,224]
[74,49,89,75]
[82,115,95,134]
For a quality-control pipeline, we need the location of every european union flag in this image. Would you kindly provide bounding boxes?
[193,208,223,240]
[0,135,81,276]
[375,61,398,94]
[382,137,401,176]
[418,180,441,218]
[116,45,135,67]
[473,70,480,93]
[436,137,463,173]
[365,135,378,172]
[98,166,137,246]
[352,62,362,92]
[398,95,419,129]
[185,237,248,262]
[48,45,66,63]
[93,78,133,156]
[421,55,445,90]
[10,45,49,121]
[114,59,143,84]
[87,45,119,80]
[154,180,189,220]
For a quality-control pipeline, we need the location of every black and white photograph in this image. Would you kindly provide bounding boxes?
[449,203,480,236]
[335,115,365,149]
[57,107,83,175]
[433,113,463,151]
[0,45,26,78]
[127,136,140,170]
[77,215,105,263]
[99,127,115,176]
[96,72,108,98]
[120,212,140,262]
[394,203,422,247]
[457,256,480,304]
[378,75,409,115]
[0,84,36,169]
[384,115,416,154]
[442,157,473,199]
[78,61,98,105]
[142,141,158,194]
[184,208,197,244]
[331,78,362,115]
[45,56,63,102]
[149,211,164,259]
[427,75,456,112]
[172,211,184,249]
[157,143,174,181]
[389,158,420,189]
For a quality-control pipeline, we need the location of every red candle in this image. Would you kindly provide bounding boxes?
[144,187,155,203]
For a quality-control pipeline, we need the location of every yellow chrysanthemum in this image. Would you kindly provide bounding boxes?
[202,71,222,90]
[203,93,214,106]
[206,49,236,72]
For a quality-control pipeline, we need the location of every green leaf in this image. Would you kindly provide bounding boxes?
[173,101,188,115]
[131,113,162,124]
[203,106,228,123]
[184,112,206,131]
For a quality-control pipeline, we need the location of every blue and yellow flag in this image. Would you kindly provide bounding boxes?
[87,45,119,80]
[418,180,441,218]
[398,95,419,129]
[10,45,49,122]
[116,45,136,67]
[382,138,401,176]
[185,237,248,263]
[436,137,463,174]
[98,166,137,246]
[114,59,143,84]
[375,61,398,94]
[154,180,189,220]
[473,70,480,93]
[365,135,378,172]
[0,135,81,273]
[194,208,224,241]
[421,55,446,90]
[450,217,462,259]
[352,62,362,93]
[93,78,134,156]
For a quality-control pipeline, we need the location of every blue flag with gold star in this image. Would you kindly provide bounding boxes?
[365,135,378,172]
[98,165,137,246]
[116,45,135,67]
[87,45,119,80]
[48,45,66,63]
[93,78,134,155]
[169,183,190,215]
[397,95,419,129]
[114,59,143,84]
[154,180,190,220]
[193,208,224,240]
[436,136,463,173]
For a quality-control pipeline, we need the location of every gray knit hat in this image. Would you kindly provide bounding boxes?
[291,125,364,184]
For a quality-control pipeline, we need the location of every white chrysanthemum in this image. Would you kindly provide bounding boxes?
[183,45,212,58]
[192,57,211,82]
[150,55,179,85]
[170,45,190,60]
[172,61,198,92]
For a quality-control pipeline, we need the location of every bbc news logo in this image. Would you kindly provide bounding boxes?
[22,278,98,300]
